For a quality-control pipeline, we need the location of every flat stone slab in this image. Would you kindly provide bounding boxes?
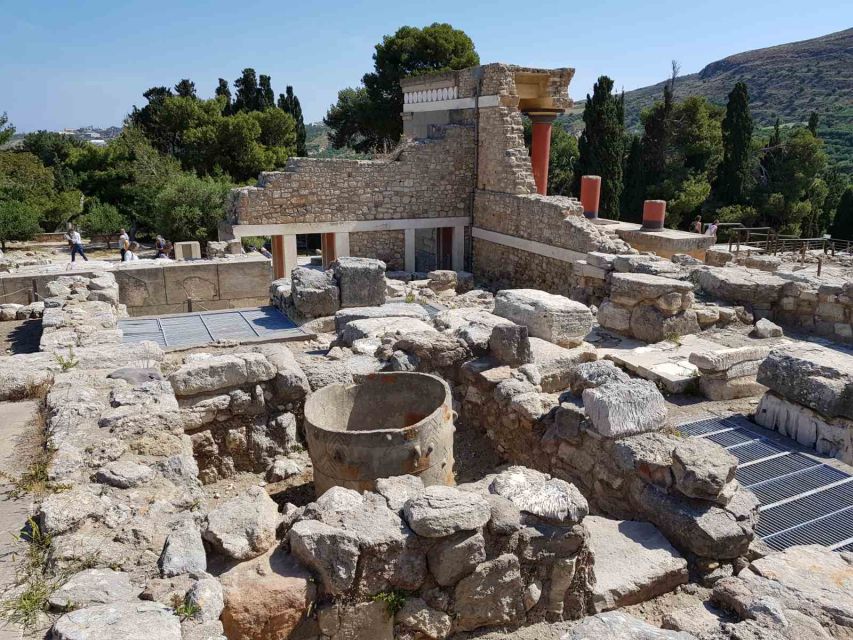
[334,303,430,332]
[757,342,853,420]
[585,516,688,612]
[339,317,437,346]
[562,611,698,639]
[604,335,728,393]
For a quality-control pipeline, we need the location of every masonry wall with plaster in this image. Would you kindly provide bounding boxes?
[224,63,633,286]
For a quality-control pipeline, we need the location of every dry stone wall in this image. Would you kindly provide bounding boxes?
[228,127,475,226]
[349,230,405,271]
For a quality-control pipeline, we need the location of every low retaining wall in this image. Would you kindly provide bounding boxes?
[0,256,271,316]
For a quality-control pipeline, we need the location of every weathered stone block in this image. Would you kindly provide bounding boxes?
[494,289,593,347]
[582,380,667,438]
[333,257,386,308]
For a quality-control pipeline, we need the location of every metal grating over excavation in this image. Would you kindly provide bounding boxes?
[679,414,853,552]
[119,306,308,349]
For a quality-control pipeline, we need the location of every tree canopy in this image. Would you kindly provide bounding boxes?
[324,23,479,153]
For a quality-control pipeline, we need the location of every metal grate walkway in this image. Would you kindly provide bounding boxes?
[119,306,309,349]
[679,414,853,552]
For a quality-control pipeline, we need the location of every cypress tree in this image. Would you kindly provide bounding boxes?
[716,82,753,205]
[233,68,259,112]
[259,75,275,110]
[831,188,853,240]
[278,86,307,156]
[621,135,645,222]
[215,78,232,115]
[574,76,625,218]
[640,83,673,190]
[808,112,819,137]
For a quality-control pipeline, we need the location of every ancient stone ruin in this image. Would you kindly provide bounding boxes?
[0,59,851,640]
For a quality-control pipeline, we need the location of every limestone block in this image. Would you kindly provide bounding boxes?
[697,267,786,305]
[755,392,851,461]
[452,555,525,631]
[333,303,430,332]
[751,317,783,338]
[291,267,339,318]
[629,305,700,344]
[688,346,770,374]
[174,241,201,260]
[705,248,733,267]
[529,338,597,393]
[585,516,688,612]
[218,258,270,301]
[433,308,514,352]
[610,272,693,304]
[339,317,436,346]
[671,439,737,500]
[757,342,853,419]
[51,602,181,640]
[203,486,279,561]
[163,262,219,305]
[597,300,631,334]
[699,376,765,401]
[494,289,594,347]
[490,466,588,526]
[582,380,667,438]
[489,324,532,366]
[48,569,140,611]
[564,612,697,639]
[332,257,386,308]
[403,485,491,538]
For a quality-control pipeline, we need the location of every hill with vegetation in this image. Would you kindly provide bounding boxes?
[561,28,853,173]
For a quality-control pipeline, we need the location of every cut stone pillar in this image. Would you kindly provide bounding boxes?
[321,233,337,269]
[530,115,556,195]
[404,228,416,272]
[452,226,465,271]
[334,232,350,261]
[271,235,297,279]
[581,175,602,219]
[642,200,667,230]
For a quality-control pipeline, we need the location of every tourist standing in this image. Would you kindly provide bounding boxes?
[155,235,168,259]
[68,227,88,262]
[123,241,140,261]
[705,219,719,237]
[691,216,703,234]
[119,228,130,262]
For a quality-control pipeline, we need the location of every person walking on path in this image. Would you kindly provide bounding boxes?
[705,219,719,237]
[691,216,703,234]
[119,228,130,262]
[67,227,88,262]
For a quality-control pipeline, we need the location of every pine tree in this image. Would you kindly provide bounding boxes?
[174,79,196,98]
[233,69,259,112]
[215,79,232,115]
[831,188,853,240]
[259,75,275,110]
[621,135,645,222]
[716,82,753,205]
[574,76,625,218]
[278,86,307,156]
[808,112,819,137]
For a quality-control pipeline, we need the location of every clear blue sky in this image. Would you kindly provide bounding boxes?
[1,0,849,132]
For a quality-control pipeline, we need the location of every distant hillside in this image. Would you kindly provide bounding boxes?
[560,28,853,173]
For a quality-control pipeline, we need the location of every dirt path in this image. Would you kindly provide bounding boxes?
[0,401,40,640]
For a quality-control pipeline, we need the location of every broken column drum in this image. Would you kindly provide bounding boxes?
[304,372,455,495]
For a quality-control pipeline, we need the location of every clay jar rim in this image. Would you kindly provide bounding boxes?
[303,371,452,437]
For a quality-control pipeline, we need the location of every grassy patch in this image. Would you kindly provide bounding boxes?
[372,590,408,617]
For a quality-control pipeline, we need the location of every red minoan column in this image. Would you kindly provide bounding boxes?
[641,200,667,230]
[530,115,556,195]
[580,175,601,219]
[271,235,286,279]
[321,233,337,269]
